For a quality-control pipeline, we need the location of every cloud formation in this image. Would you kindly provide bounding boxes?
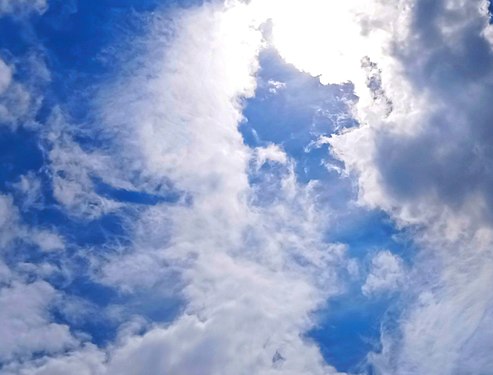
[362,250,405,296]
[325,1,493,373]
[0,0,47,16]
[1,2,349,374]
[243,0,493,373]
[2,0,493,373]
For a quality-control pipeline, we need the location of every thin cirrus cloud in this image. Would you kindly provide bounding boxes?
[0,0,47,16]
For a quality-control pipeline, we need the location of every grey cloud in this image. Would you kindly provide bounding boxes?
[370,0,493,221]
[329,1,493,373]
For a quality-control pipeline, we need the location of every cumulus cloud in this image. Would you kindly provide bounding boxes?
[0,195,82,367]
[5,1,350,374]
[8,0,492,373]
[247,0,493,373]
[362,250,405,296]
[255,144,288,168]
[1,345,106,375]
[323,0,493,373]
[329,3,493,369]
[92,3,345,371]
[0,281,78,362]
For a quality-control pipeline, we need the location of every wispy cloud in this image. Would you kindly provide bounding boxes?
[2,0,491,373]
[1,1,350,374]
[0,0,47,17]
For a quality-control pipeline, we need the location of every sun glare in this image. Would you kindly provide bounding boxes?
[247,0,385,86]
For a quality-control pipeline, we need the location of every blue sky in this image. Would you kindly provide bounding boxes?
[1,1,493,374]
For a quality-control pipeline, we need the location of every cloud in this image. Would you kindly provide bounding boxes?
[362,250,405,296]
[0,0,47,16]
[0,54,49,130]
[255,144,288,168]
[0,281,78,362]
[0,67,33,128]
[0,193,65,252]
[10,0,492,372]
[0,59,12,94]
[2,345,106,375]
[11,172,44,211]
[0,194,21,247]
[30,231,64,252]
[5,2,350,374]
[43,109,123,219]
[0,193,85,368]
[247,0,493,373]
[323,0,493,373]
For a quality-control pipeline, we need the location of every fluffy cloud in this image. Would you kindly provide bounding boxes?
[362,250,405,296]
[5,1,349,374]
[326,1,493,373]
[0,281,78,362]
[6,0,491,373]
[0,195,80,366]
[93,3,345,372]
[2,345,106,375]
[247,0,493,373]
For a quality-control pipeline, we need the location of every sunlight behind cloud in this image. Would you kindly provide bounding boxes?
[248,0,388,85]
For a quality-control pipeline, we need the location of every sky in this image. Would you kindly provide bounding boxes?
[0,0,493,374]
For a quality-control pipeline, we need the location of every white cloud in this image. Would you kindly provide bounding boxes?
[11,172,44,211]
[13,0,493,373]
[255,144,288,169]
[0,78,32,128]
[0,281,78,362]
[0,59,12,94]
[0,0,47,16]
[0,195,87,370]
[5,2,352,373]
[271,0,493,373]
[227,0,493,373]
[0,193,65,252]
[30,231,65,252]
[44,109,123,219]
[0,55,48,130]
[267,79,286,94]
[362,250,405,296]
[2,345,106,375]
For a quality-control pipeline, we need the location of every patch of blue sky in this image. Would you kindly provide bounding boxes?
[309,293,393,374]
[56,277,183,346]
[243,48,412,261]
[0,128,43,185]
[242,48,357,184]
[312,222,414,372]
[487,0,493,23]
